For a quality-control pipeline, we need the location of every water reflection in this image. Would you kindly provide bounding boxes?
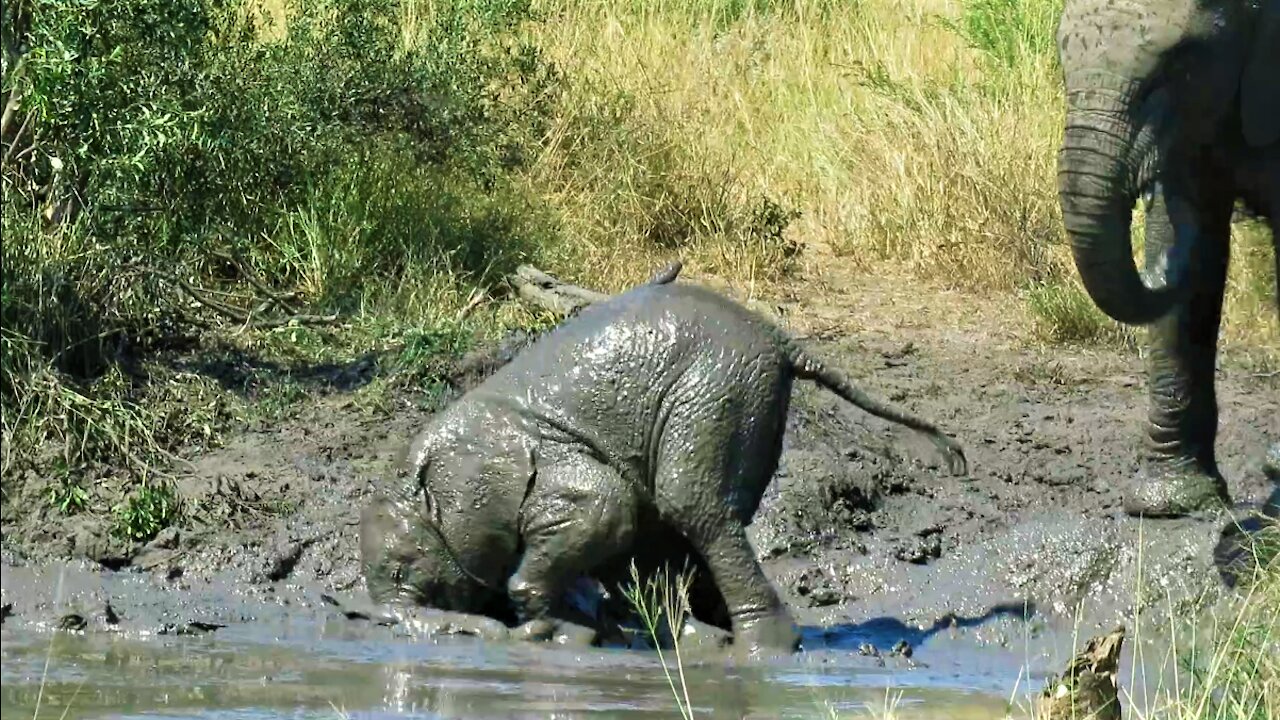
[2,627,1013,720]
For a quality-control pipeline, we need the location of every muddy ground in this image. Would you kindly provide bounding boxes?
[2,261,1277,679]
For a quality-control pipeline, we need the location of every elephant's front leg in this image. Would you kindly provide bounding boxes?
[507,453,638,644]
[1126,183,1233,517]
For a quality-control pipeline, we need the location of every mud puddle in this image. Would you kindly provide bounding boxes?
[0,558,1209,720]
[1,623,1021,720]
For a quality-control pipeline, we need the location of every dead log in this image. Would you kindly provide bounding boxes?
[449,260,683,392]
[507,260,683,318]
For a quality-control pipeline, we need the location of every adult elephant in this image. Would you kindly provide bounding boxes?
[1056,0,1279,517]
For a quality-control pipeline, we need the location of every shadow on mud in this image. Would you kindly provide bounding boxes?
[162,327,538,402]
[801,600,1036,652]
[164,343,382,395]
[1214,481,1280,588]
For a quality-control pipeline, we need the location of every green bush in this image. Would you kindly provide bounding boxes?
[1,0,561,485]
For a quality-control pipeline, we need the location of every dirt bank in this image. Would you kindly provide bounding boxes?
[2,262,1276,670]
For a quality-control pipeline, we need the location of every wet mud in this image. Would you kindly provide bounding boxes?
[2,272,1277,717]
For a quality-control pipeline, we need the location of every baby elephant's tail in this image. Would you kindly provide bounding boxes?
[789,344,968,476]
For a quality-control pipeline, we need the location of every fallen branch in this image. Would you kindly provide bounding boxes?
[141,264,340,331]
[507,260,683,317]
[209,249,302,315]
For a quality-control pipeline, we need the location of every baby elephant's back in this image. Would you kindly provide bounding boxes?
[478,283,787,418]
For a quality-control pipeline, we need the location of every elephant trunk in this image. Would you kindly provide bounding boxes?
[1057,81,1181,326]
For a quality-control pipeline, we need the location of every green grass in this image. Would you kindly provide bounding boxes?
[1151,524,1279,720]
[45,462,89,516]
[621,562,697,720]
[112,480,182,543]
[1026,281,1137,347]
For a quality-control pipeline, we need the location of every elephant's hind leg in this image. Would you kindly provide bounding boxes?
[507,453,638,642]
[650,374,799,657]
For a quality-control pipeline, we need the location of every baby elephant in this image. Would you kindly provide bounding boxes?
[359,280,967,656]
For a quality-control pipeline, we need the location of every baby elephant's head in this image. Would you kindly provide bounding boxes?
[358,492,497,615]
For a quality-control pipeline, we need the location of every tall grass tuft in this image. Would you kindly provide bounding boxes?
[621,562,697,720]
[1151,523,1279,720]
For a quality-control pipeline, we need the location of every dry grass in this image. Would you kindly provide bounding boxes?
[516,0,1274,350]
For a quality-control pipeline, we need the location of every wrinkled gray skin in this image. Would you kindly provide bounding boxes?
[1056,0,1280,517]
[359,282,967,657]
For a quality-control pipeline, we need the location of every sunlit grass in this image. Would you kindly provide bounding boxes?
[521,0,1274,349]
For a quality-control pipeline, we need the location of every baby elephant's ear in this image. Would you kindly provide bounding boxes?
[1241,1,1280,148]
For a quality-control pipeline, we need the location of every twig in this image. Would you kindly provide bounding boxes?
[455,288,487,323]
[143,265,339,330]
[247,313,340,330]
[11,138,36,162]
[209,249,301,314]
[3,110,31,165]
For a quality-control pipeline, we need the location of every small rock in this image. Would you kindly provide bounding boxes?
[882,342,917,360]
[104,601,120,625]
[891,640,913,658]
[145,526,181,551]
[893,535,943,565]
[857,642,880,657]
[1263,443,1280,482]
[1,603,13,624]
[808,588,841,607]
[320,593,399,625]
[158,620,225,636]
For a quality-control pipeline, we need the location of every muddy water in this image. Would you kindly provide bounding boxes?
[1,627,1025,720]
[0,560,1028,720]
[0,529,1242,720]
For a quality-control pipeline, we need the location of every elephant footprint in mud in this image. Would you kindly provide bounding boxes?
[358,278,967,657]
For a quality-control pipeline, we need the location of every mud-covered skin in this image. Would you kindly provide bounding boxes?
[1055,0,1280,517]
[360,282,966,657]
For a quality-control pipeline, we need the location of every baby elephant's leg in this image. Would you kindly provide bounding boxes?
[685,517,800,657]
[653,457,800,656]
[652,367,799,658]
[508,453,638,641]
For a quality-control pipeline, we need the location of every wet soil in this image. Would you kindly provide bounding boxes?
[1,262,1277,716]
